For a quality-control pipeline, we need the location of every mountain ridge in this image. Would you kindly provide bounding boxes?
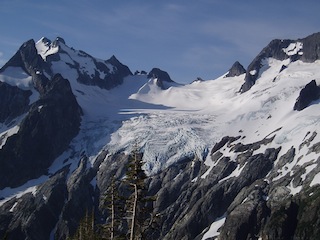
[240,32,320,93]
[0,32,320,239]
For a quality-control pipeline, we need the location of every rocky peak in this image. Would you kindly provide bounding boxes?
[240,39,293,93]
[225,61,246,78]
[52,37,66,47]
[37,36,65,50]
[240,32,320,93]
[39,37,51,46]
[0,39,51,95]
[0,74,82,189]
[147,68,174,89]
[300,32,320,62]
[147,68,173,82]
[1,33,320,240]
[76,54,133,89]
[105,55,132,79]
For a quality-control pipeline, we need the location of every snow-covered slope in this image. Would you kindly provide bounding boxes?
[108,58,320,179]
[0,35,319,200]
[0,34,320,240]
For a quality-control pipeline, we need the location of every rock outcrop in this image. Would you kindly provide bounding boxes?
[294,80,320,111]
[0,74,82,189]
[147,68,176,89]
[0,167,69,240]
[0,82,32,123]
[1,33,320,240]
[240,32,320,93]
[225,61,246,78]
[1,39,51,95]
[75,54,133,90]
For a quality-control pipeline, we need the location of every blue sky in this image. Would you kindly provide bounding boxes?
[0,0,319,83]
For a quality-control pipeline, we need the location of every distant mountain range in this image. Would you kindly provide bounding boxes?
[0,32,320,240]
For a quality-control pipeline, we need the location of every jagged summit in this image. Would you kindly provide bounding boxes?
[240,32,320,92]
[225,61,246,78]
[0,37,133,92]
[294,80,320,111]
[35,36,64,60]
[146,67,176,89]
[147,67,173,82]
[1,32,320,240]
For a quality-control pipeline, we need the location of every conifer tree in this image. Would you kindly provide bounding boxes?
[102,177,126,240]
[68,209,99,240]
[69,148,158,240]
[124,148,156,240]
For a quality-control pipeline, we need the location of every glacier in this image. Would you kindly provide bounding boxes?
[1,34,320,239]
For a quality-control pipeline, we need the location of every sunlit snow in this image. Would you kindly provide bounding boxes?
[282,42,303,56]
[35,37,59,60]
[1,38,320,213]
[47,57,320,178]
[310,172,320,187]
[201,215,226,240]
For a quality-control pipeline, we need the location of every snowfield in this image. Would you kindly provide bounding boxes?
[1,38,320,240]
[1,54,319,179]
[108,59,320,181]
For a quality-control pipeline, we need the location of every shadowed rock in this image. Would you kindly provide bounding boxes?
[240,32,320,93]
[225,61,246,78]
[293,80,320,111]
[0,74,82,189]
[0,82,32,123]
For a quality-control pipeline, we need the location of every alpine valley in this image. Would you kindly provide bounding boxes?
[1,32,320,240]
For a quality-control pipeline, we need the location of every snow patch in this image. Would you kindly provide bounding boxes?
[0,125,20,149]
[35,37,59,60]
[282,42,303,56]
[287,180,302,196]
[201,215,226,240]
[219,163,247,183]
[0,66,33,90]
[250,70,257,75]
[310,172,320,187]
[0,176,47,207]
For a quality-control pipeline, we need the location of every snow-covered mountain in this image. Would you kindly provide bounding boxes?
[0,33,320,240]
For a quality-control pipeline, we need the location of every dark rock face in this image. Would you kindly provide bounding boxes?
[293,80,320,111]
[60,50,133,90]
[0,167,69,240]
[1,132,320,240]
[240,39,293,93]
[1,34,320,240]
[0,82,32,123]
[225,61,246,78]
[76,55,132,89]
[53,37,66,46]
[240,32,320,93]
[1,38,133,93]
[144,136,280,240]
[0,74,82,189]
[147,68,175,89]
[300,32,320,62]
[219,180,270,240]
[148,68,173,82]
[54,157,96,239]
[1,39,51,95]
[293,187,320,239]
